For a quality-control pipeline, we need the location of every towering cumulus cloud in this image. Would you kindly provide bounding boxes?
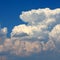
[0,8,60,56]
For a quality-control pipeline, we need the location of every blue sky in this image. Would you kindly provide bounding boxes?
[0,0,60,37]
[0,0,60,60]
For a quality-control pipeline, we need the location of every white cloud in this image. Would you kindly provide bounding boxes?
[11,8,60,55]
[0,8,60,56]
[11,40,42,56]
[20,8,60,25]
[0,27,7,44]
[1,27,7,34]
[49,24,60,50]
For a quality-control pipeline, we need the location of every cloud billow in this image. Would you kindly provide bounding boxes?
[0,8,60,56]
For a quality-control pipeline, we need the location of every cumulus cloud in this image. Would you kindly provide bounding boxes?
[20,8,60,25]
[49,24,60,51]
[0,27,7,44]
[11,40,42,56]
[0,56,7,60]
[0,8,60,56]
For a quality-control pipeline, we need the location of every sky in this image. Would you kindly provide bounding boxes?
[0,0,60,60]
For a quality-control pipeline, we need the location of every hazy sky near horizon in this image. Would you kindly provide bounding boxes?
[0,0,60,60]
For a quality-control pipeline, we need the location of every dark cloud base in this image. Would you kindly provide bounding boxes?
[0,51,60,60]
